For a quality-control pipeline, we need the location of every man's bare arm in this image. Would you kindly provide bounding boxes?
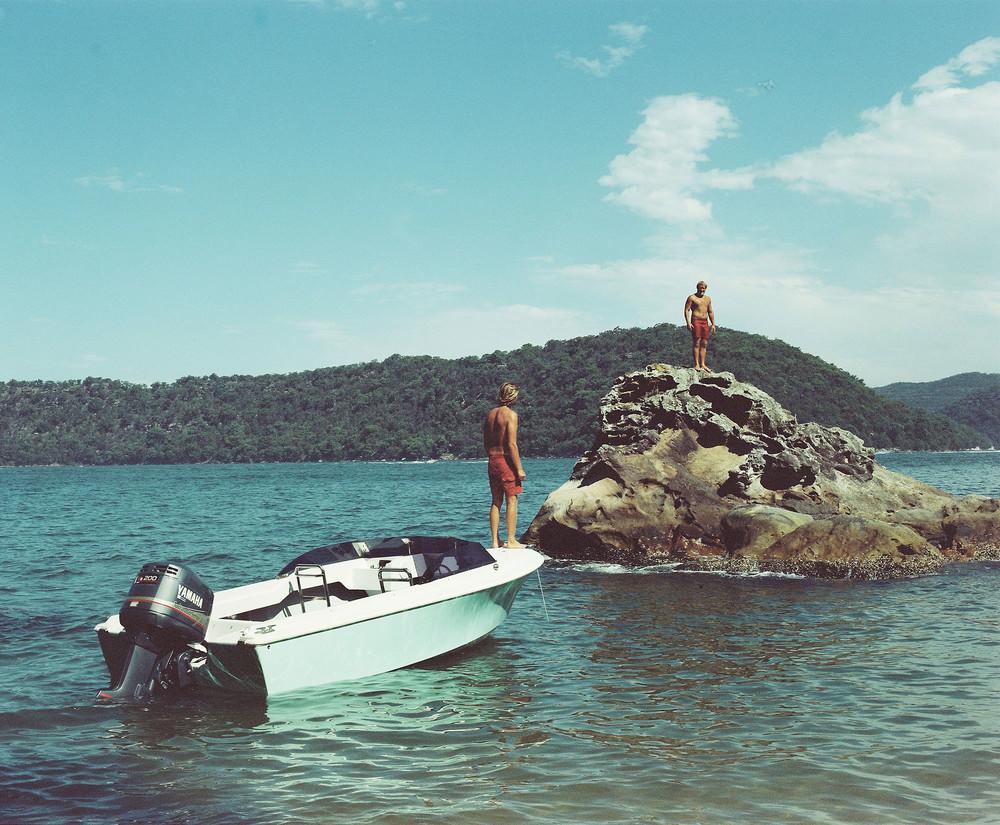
[707,296,715,328]
[683,295,694,328]
[504,411,526,479]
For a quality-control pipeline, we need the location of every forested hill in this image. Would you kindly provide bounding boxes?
[873,372,1000,445]
[874,372,1000,413]
[0,324,990,465]
[941,387,1000,446]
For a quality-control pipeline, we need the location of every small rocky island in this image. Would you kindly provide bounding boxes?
[523,365,1000,579]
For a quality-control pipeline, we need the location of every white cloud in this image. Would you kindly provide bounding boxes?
[287,304,596,366]
[75,170,183,194]
[558,21,649,78]
[557,247,1000,385]
[914,36,1000,92]
[764,37,1000,283]
[765,37,1000,210]
[599,95,753,227]
[572,39,1000,383]
[720,276,1000,385]
[609,22,647,46]
[558,239,817,294]
[70,352,109,370]
[334,0,380,12]
[420,304,594,356]
[289,0,396,16]
[351,281,467,302]
[291,319,344,344]
[767,84,1000,206]
[600,38,1000,256]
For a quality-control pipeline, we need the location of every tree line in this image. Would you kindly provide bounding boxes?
[0,324,990,466]
[874,373,1000,446]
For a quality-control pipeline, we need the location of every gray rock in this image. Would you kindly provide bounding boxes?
[753,515,944,578]
[524,364,1000,579]
[721,504,814,557]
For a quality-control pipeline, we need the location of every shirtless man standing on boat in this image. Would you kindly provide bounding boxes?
[483,382,527,549]
[684,280,716,372]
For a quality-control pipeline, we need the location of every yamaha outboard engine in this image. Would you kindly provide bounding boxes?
[97,562,214,702]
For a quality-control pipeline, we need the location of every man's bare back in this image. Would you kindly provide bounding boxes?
[483,406,517,455]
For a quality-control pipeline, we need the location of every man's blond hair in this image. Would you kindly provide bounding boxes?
[498,382,519,406]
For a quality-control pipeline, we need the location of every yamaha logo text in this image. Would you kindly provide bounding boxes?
[177,585,204,609]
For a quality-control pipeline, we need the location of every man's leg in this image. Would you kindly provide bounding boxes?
[505,493,526,548]
[489,489,503,548]
[699,338,710,371]
[691,334,699,369]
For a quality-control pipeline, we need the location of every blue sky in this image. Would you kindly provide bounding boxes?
[2,0,998,387]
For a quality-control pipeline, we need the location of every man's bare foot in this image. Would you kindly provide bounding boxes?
[504,540,527,549]
[702,365,712,372]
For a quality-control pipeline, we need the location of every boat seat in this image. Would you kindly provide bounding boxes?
[229,582,367,622]
[345,555,427,593]
[307,581,368,602]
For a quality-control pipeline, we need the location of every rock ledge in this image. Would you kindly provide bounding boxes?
[524,365,1000,579]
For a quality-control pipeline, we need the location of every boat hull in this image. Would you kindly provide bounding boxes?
[197,575,530,695]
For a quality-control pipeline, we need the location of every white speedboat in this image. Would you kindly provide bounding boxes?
[96,536,544,700]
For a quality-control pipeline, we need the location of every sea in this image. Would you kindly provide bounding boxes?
[1,452,998,825]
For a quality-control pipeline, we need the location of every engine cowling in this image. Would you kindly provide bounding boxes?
[97,563,214,702]
[119,562,213,645]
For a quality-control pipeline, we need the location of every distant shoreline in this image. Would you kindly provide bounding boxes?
[2,449,997,470]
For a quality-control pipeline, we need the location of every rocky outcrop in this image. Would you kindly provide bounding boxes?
[523,365,1000,579]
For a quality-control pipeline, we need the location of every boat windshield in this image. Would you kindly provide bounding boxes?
[277,542,366,577]
[277,536,494,580]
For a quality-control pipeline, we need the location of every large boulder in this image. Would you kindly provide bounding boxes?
[524,365,1000,579]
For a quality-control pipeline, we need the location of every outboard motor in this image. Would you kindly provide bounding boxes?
[97,562,214,702]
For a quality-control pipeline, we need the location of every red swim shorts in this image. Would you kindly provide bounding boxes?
[691,318,712,340]
[488,453,523,497]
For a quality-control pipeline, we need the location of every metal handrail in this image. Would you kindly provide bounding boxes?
[293,564,331,613]
[377,566,413,593]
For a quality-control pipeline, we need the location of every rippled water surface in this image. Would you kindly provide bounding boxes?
[1,453,998,824]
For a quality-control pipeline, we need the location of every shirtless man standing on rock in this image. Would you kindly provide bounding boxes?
[684,280,716,372]
[483,382,527,549]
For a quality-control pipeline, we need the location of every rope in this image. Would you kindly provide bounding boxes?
[535,568,550,622]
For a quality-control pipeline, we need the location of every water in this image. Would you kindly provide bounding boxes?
[1,453,998,824]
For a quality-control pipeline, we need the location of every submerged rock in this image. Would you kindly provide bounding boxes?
[524,365,1000,579]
